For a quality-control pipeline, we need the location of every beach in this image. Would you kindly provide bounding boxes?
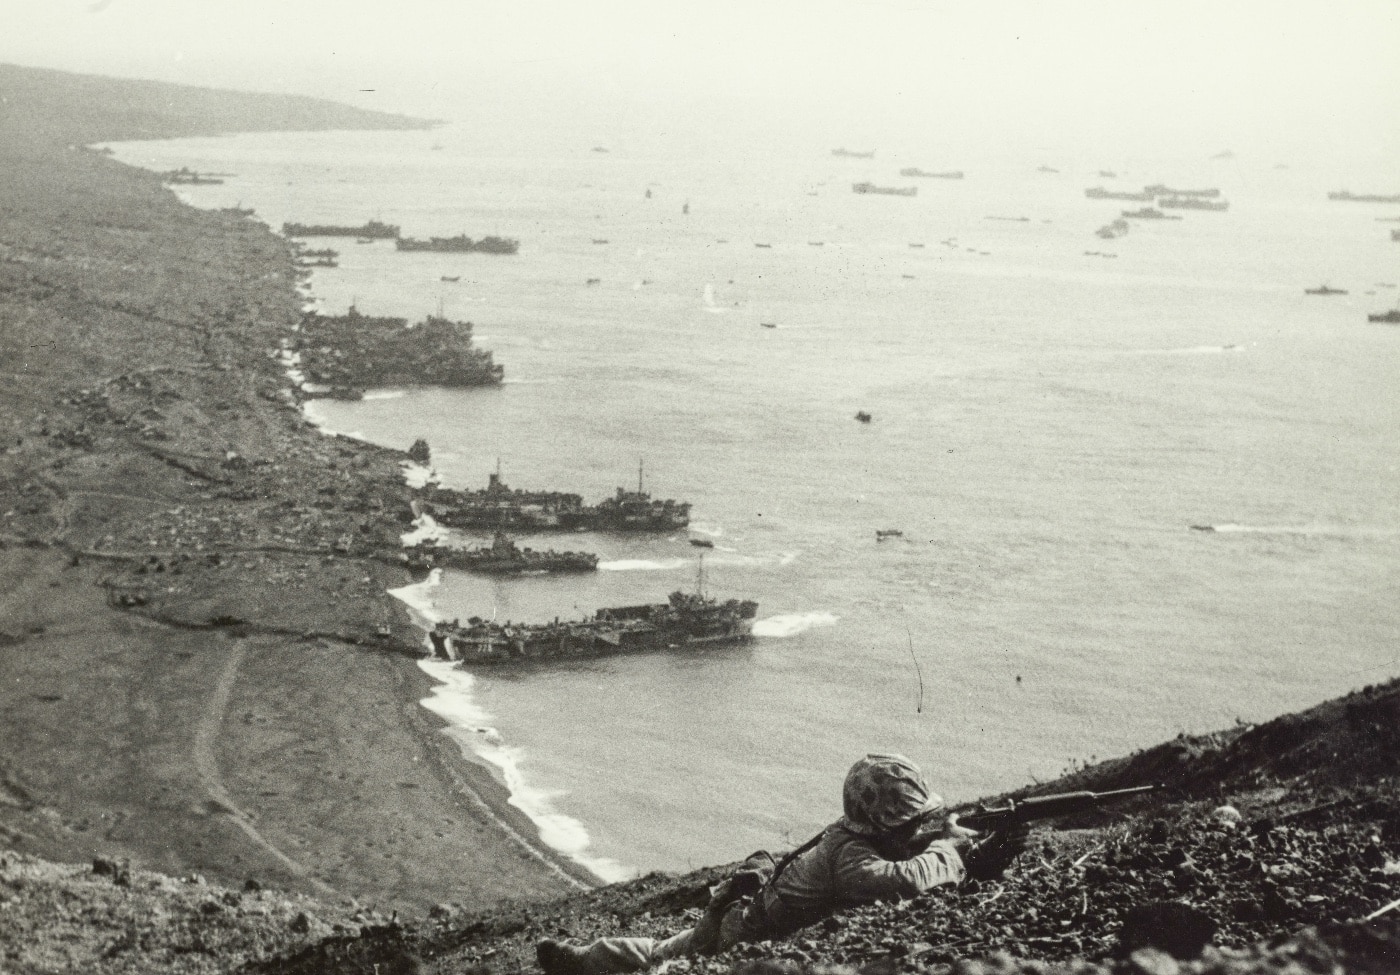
[0,63,590,911]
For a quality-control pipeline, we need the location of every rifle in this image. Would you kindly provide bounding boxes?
[953,784,1159,833]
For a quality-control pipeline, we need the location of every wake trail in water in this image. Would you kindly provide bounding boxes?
[753,611,840,637]
[599,558,689,572]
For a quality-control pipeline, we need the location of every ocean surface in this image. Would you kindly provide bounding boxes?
[107,129,1400,884]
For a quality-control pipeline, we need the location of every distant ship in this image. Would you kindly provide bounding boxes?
[396,234,519,254]
[832,148,876,159]
[900,168,964,179]
[1121,207,1181,220]
[1329,190,1400,204]
[852,182,917,197]
[283,219,399,239]
[1144,185,1221,198]
[406,533,597,576]
[1159,196,1229,211]
[1304,285,1347,295]
[1367,309,1400,323]
[1085,187,1155,202]
[1096,218,1131,239]
[428,590,759,664]
[162,167,224,185]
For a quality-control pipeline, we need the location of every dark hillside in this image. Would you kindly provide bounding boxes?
[242,679,1400,975]
[0,61,430,150]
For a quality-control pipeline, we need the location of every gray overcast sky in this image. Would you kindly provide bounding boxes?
[5,1,1399,160]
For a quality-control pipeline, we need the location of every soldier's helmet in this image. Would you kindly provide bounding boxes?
[840,753,944,836]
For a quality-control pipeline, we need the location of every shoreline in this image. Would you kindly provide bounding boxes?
[389,567,620,885]
[0,64,589,912]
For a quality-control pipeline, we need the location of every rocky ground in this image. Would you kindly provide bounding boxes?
[4,679,1393,974]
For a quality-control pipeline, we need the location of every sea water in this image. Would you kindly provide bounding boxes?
[107,128,1400,884]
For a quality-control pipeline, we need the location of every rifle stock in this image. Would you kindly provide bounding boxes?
[955,783,1158,833]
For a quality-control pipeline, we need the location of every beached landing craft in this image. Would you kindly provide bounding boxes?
[416,462,691,532]
[405,533,598,576]
[428,590,759,664]
[283,219,400,238]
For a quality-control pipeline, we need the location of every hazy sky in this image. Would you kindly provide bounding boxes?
[5,1,1399,160]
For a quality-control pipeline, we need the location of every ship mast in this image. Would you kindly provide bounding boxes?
[696,552,705,598]
[638,458,644,494]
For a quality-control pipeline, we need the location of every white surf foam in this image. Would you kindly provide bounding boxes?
[401,461,437,490]
[362,390,406,401]
[401,512,448,545]
[598,558,689,572]
[416,660,633,883]
[1206,523,1388,537]
[388,569,443,626]
[753,611,839,637]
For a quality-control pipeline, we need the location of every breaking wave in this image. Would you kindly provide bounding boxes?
[599,558,689,572]
[388,569,443,627]
[752,611,839,637]
[417,660,633,883]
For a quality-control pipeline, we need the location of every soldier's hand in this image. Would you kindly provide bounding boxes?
[962,823,1031,880]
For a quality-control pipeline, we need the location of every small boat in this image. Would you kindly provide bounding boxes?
[592,238,609,244]
[1368,309,1400,323]
[854,411,872,423]
[760,322,777,329]
[1189,524,1216,533]
[689,538,715,548]
[909,242,925,248]
[441,275,460,282]
[755,243,772,248]
[875,529,904,540]
[1305,285,1347,295]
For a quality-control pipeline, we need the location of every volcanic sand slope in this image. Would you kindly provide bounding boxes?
[0,61,588,918]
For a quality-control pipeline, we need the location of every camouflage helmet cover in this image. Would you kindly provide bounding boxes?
[840,753,945,836]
